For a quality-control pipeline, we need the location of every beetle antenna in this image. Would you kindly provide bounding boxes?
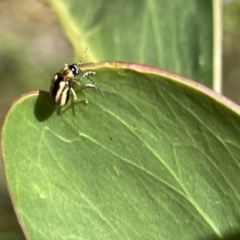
[79,47,88,64]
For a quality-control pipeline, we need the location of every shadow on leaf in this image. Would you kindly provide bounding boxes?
[34,91,56,121]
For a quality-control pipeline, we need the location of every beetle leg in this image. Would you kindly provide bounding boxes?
[70,88,88,104]
[79,71,96,81]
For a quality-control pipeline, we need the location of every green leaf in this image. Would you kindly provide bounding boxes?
[47,0,214,87]
[2,63,240,239]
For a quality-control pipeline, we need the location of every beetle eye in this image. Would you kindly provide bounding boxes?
[68,64,79,76]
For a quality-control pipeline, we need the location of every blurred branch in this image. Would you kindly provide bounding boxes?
[213,0,222,93]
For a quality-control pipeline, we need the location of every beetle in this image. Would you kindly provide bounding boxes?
[49,48,98,107]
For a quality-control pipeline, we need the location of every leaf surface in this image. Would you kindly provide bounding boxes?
[2,62,240,239]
